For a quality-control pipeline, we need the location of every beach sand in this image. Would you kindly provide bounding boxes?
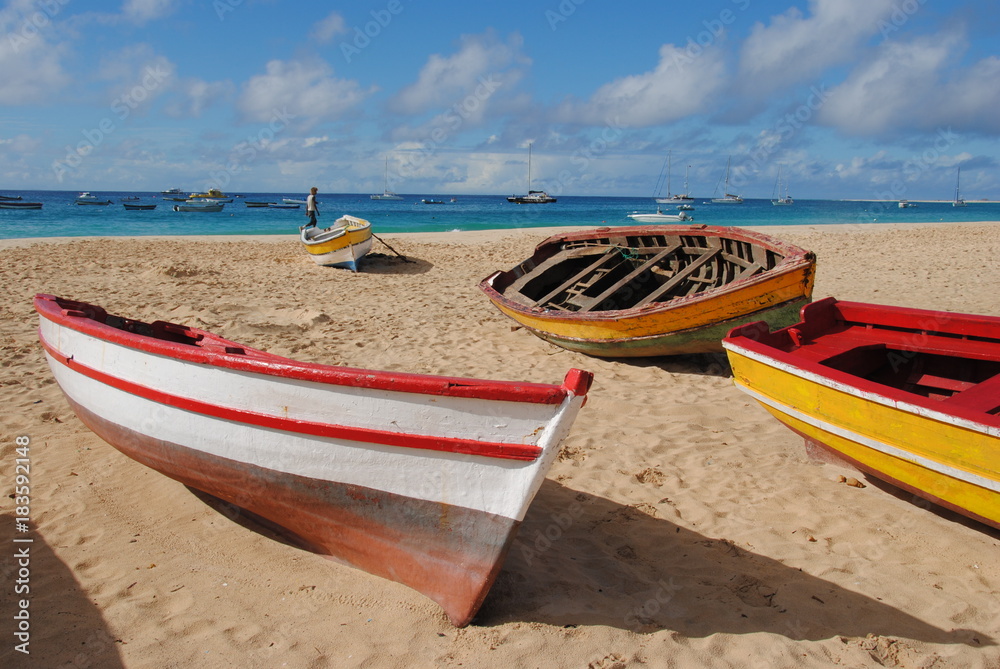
[2,222,999,668]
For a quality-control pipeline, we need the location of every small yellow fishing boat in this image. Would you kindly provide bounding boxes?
[724,298,1000,530]
[299,215,373,271]
[479,224,815,357]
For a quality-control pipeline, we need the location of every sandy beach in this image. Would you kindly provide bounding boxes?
[3,221,1000,668]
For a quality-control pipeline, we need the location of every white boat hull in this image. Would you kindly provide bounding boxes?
[35,294,592,626]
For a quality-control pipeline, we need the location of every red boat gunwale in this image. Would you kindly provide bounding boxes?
[35,294,593,404]
[725,297,1000,430]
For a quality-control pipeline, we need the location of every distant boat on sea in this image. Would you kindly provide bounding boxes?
[75,192,112,205]
[626,207,693,223]
[953,167,967,207]
[507,143,556,204]
[371,156,404,201]
[0,201,42,209]
[654,152,694,204]
[173,202,224,212]
[711,157,743,204]
[771,166,793,206]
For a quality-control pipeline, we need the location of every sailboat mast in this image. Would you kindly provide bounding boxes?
[527,143,532,192]
[667,150,672,198]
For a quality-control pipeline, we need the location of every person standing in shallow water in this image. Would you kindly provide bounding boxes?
[305,187,319,227]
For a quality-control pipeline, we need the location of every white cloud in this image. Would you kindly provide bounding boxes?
[121,0,176,24]
[237,59,375,125]
[739,0,897,93]
[310,12,346,43]
[818,31,1000,136]
[389,31,529,115]
[553,42,727,127]
[164,78,235,117]
[0,0,70,104]
[0,133,42,154]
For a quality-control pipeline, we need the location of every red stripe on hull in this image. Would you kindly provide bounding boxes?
[40,337,543,462]
[69,398,522,626]
[35,294,590,406]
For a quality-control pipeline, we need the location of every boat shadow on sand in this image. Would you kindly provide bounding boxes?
[0,515,126,668]
[601,351,734,378]
[189,483,990,648]
[476,480,993,647]
[354,252,433,276]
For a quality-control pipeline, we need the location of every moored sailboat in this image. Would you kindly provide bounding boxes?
[711,157,743,204]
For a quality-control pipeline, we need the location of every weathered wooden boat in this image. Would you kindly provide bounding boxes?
[723,297,1000,530]
[123,203,156,211]
[480,224,815,357]
[35,294,593,626]
[299,215,374,272]
[0,201,42,209]
[0,194,23,200]
[245,201,276,207]
[268,202,300,209]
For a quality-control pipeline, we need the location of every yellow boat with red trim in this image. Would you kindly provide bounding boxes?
[724,298,1000,530]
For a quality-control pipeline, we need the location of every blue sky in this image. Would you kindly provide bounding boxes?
[2,0,999,199]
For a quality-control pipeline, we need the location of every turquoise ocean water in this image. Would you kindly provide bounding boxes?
[1,190,998,240]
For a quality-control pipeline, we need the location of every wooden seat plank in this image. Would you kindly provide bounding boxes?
[633,246,723,308]
[575,242,682,313]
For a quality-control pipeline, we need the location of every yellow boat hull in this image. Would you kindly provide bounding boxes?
[725,332,1000,530]
[300,216,373,271]
[481,225,815,357]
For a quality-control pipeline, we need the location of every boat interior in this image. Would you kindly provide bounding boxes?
[768,304,1000,413]
[504,233,786,313]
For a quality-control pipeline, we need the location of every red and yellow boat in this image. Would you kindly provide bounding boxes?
[724,298,1000,530]
[479,224,815,357]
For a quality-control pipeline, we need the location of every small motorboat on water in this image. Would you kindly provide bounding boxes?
[173,202,224,212]
[76,192,112,205]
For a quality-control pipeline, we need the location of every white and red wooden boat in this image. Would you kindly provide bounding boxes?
[35,294,593,626]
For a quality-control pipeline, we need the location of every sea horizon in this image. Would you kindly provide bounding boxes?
[1,189,998,240]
